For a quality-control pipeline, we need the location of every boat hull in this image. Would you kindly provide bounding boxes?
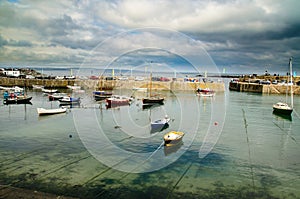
[106,99,129,108]
[273,107,293,115]
[94,94,111,101]
[142,98,164,104]
[59,97,80,105]
[37,108,67,116]
[4,97,32,105]
[164,131,184,146]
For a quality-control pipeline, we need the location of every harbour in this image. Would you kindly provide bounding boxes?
[0,85,299,198]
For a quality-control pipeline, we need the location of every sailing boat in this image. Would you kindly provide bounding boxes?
[93,76,113,101]
[142,63,164,104]
[273,57,293,115]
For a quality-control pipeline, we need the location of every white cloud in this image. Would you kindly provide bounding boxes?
[94,0,300,33]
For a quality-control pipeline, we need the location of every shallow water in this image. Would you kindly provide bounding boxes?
[0,88,299,198]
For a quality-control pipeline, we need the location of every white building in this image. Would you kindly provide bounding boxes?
[3,68,20,77]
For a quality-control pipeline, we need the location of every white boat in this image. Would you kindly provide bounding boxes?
[163,131,185,146]
[42,88,58,93]
[48,93,68,101]
[67,84,81,90]
[32,85,44,90]
[0,86,24,92]
[37,107,67,116]
[151,115,170,132]
[273,57,293,116]
[132,87,147,92]
[273,102,293,115]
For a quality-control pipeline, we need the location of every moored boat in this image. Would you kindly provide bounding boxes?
[142,97,164,104]
[59,96,80,105]
[67,84,81,90]
[4,95,32,105]
[48,93,68,101]
[42,88,58,94]
[273,57,293,116]
[273,102,293,115]
[151,115,170,132]
[163,131,185,146]
[3,91,32,105]
[32,85,44,90]
[37,107,67,116]
[93,90,113,101]
[142,64,165,104]
[196,88,215,97]
[106,95,130,108]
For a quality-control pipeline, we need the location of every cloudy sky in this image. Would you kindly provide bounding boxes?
[0,0,300,74]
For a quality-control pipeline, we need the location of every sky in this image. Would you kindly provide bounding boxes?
[0,0,300,75]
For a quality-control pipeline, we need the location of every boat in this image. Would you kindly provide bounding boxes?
[273,102,293,115]
[42,88,58,94]
[142,63,164,104]
[273,57,293,116]
[48,93,68,101]
[0,86,24,92]
[37,107,67,116]
[32,85,44,90]
[93,76,113,101]
[163,131,185,146]
[151,115,170,132]
[106,95,130,108]
[196,88,215,97]
[67,84,81,90]
[3,90,32,105]
[143,97,164,104]
[93,90,113,101]
[59,96,80,105]
[133,87,147,92]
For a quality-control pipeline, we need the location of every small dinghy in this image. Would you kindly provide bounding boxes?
[163,131,185,146]
[37,107,67,116]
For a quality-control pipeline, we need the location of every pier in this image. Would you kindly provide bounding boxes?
[0,77,225,92]
[229,82,300,95]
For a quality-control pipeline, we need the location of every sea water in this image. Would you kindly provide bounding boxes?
[0,87,299,198]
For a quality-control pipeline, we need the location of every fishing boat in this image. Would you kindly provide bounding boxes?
[151,115,170,132]
[273,57,293,116]
[3,90,32,105]
[48,93,68,101]
[196,88,215,97]
[142,64,164,104]
[3,94,32,104]
[163,131,185,146]
[59,96,80,105]
[37,107,67,116]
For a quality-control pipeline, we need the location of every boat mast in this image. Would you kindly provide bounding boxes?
[289,57,293,109]
[149,61,153,98]
[149,69,152,97]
